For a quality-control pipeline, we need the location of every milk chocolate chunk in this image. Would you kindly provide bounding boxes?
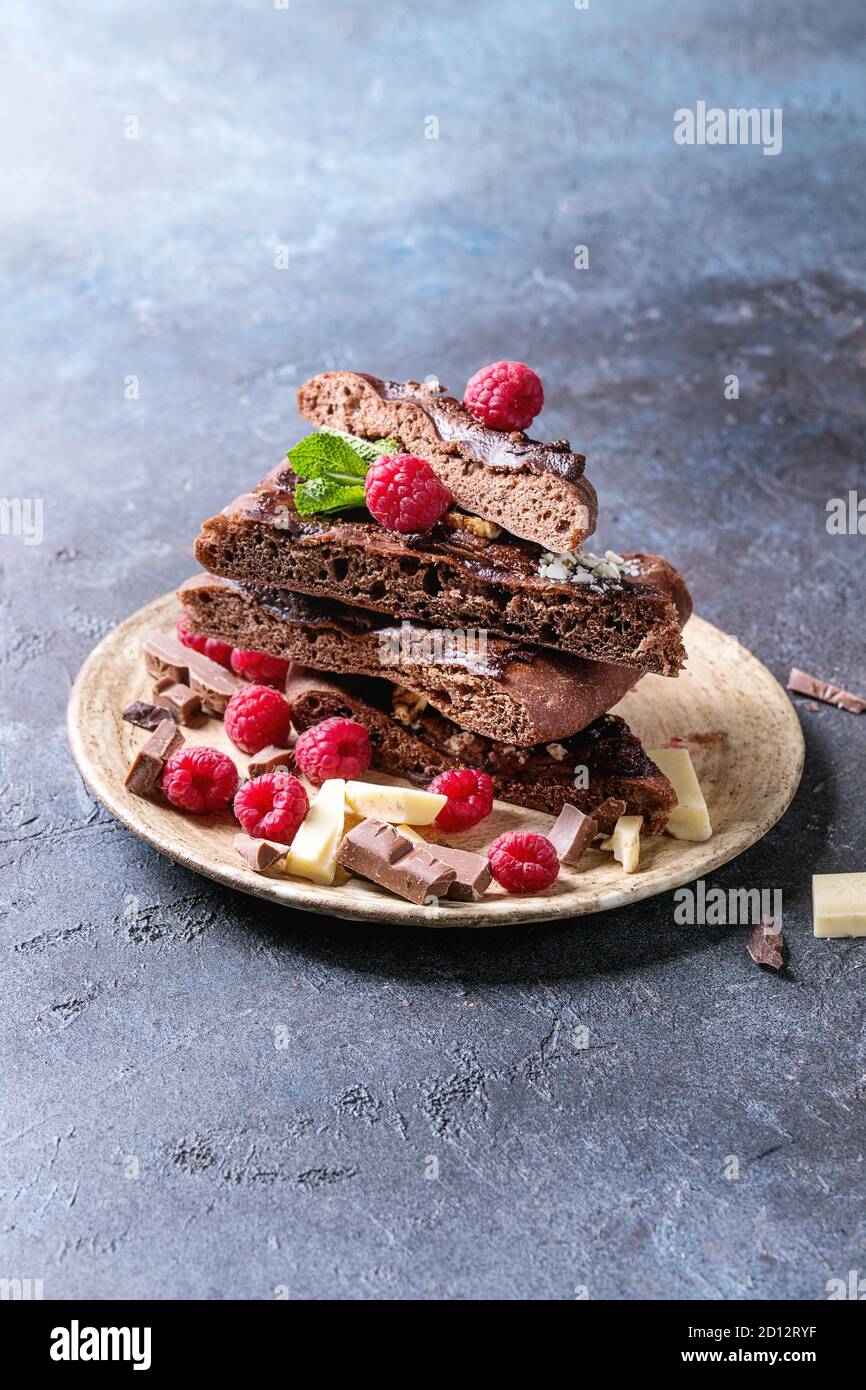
[123,700,177,731]
[143,630,242,713]
[336,818,456,904]
[153,677,202,724]
[547,803,598,868]
[297,369,598,552]
[787,667,866,715]
[124,718,183,796]
[746,918,784,969]
[248,745,294,778]
[233,833,286,873]
[589,798,627,831]
[143,632,190,683]
[423,843,491,901]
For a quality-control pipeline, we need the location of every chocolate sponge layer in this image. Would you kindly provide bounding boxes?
[194,463,691,675]
[297,370,598,552]
[286,667,677,834]
[178,573,642,747]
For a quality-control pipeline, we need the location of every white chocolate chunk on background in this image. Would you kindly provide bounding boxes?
[345,781,447,825]
[812,872,866,938]
[286,778,346,885]
[600,815,643,874]
[648,746,713,841]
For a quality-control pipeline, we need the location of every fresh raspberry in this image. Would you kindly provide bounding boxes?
[365,454,452,534]
[176,616,233,670]
[233,771,309,845]
[294,716,372,784]
[487,831,560,895]
[463,360,544,432]
[161,746,238,813]
[229,646,290,687]
[224,685,293,755]
[428,767,494,832]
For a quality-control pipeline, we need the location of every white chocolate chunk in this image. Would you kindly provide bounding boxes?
[285,779,346,885]
[396,823,427,845]
[345,782,447,826]
[812,872,866,938]
[647,746,713,841]
[599,815,643,873]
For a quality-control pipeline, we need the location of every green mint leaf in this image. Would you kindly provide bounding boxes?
[288,432,369,482]
[287,429,401,516]
[319,427,400,463]
[294,476,367,516]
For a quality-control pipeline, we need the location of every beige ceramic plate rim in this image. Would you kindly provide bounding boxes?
[67,594,805,928]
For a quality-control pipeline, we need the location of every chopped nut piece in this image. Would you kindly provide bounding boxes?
[441,509,503,541]
[538,546,639,587]
[391,686,429,724]
[445,729,478,755]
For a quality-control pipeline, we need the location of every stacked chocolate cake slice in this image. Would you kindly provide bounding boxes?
[183,368,692,835]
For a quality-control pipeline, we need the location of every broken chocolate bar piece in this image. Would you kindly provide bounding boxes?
[336,818,456,905]
[142,632,192,683]
[422,843,492,901]
[588,797,627,831]
[233,833,286,873]
[746,917,784,970]
[122,700,177,731]
[153,677,202,725]
[143,631,242,714]
[124,718,183,796]
[247,745,294,778]
[787,667,866,714]
[547,803,598,867]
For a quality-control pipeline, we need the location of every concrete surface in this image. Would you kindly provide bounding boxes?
[2,0,865,1300]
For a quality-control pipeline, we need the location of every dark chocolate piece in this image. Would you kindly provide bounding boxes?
[787,667,866,715]
[153,677,202,724]
[424,843,491,901]
[247,745,294,778]
[336,818,456,904]
[746,918,784,970]
[122,700,177,731]
[547,803,598,867]
[233,833,286,872]
[124,718,183,796]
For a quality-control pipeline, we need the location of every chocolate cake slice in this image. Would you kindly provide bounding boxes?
[178,573,641,746]
[286,667,677,834]
[296,370,598,552]
[194,463,691,675]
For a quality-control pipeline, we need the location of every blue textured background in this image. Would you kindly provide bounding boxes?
[2,0,865,1299]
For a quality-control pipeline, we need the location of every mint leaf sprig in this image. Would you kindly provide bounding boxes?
[288,431,399,515]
